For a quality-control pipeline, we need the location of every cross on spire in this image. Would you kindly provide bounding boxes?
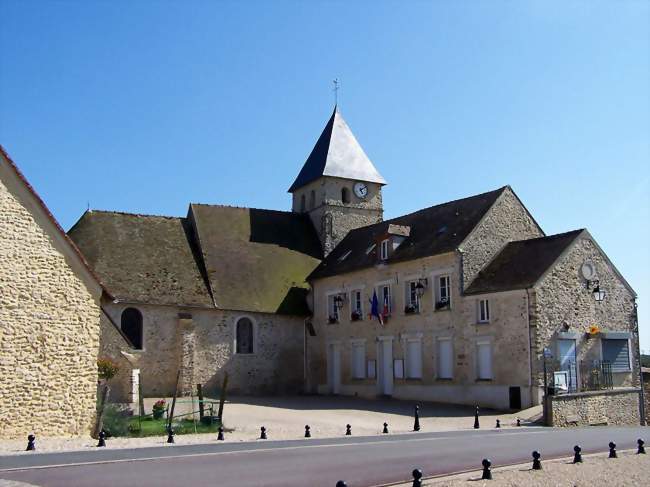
[333,78,339,106]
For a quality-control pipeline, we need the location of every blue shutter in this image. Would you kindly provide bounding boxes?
[602,339,630,372]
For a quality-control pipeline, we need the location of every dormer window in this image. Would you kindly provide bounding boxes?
[380,239,389,260]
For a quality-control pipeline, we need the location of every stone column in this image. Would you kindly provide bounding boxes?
[178,313,195,396]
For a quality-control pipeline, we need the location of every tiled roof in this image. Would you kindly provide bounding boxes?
[309,187,507,279]
[464,230,584,295]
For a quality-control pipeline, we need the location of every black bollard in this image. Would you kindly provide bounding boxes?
[573,445,583,463]
[495,419,501,429]
[516,418,521,427]
[608,441,617,458]
[305,425,311,438]
[26,434,35,451]
[532,450,542,470]
[345,424,352,436]
[260,426,267,440]
[97,430,106,448]
[638,438,646,454]
[474,406,480,429]
[412,468,423,487]
[382,422,389,434]
[217,426,224,441]
[413,405,420,432]
[481,458,492,480]
[166,426,175,444]
[336,482,347,487]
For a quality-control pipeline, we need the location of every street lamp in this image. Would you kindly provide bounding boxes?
[415,279,427,299]
[589,280,606,303]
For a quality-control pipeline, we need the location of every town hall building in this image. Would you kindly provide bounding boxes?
[67,107,642,421]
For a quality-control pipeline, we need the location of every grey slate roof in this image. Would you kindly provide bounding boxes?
[464,230,584,295]
[309,187,507,280]
[288,107,386,192]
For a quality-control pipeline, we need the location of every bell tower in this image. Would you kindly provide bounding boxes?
[289,107,386,256]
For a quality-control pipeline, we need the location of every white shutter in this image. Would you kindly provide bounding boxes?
[438,339,453,379]
[406,340,422,378]
[351,343,366,378]
[477,342,492,379]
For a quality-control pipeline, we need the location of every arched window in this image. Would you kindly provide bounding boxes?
[309,190,316,209]
[121,308,143,350]
[300,194,306,212]
[341,187,350,204]
[235,317,254,354]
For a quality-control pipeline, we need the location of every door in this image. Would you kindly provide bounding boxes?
[557,339,577,392]
[327,343,341,394]
[377,338,393,396]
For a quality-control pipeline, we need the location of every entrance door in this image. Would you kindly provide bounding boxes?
[327,343,341,394]
[557,339,577,392]
[376,338,394,396]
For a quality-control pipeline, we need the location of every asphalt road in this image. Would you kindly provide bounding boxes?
[1,426,648,487]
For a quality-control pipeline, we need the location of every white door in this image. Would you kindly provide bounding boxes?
[557,339,577,392]
[377,339,393,395]
[327,343,341,394]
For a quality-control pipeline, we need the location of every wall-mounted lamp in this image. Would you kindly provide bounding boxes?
[587,279,606,303]
[333,295,345,311]
[415,278,428,299]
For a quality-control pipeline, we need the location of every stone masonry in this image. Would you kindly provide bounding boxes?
[549,388,641,427]
[0,153,102,439]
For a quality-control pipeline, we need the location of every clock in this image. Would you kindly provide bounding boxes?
[353,182,368,199]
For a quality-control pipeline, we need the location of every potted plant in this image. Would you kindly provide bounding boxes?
[328,315,338,324]
[435,298,450,310]
[152,399,166,420]
[350,310,362,321]
[404,304,417,314]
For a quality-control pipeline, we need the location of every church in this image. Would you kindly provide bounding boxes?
[68,107,642,417]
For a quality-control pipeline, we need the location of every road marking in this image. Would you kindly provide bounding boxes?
[0,430,550,473]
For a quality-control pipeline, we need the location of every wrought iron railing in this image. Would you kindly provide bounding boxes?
[546,360,614,394]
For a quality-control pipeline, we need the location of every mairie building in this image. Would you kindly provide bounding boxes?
[64,107,641,418]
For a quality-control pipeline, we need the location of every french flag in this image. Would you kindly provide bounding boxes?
[370,290,383,325]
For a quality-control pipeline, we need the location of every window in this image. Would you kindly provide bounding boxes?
[327,294,340,322]
[436,275,451,308]
[300,194,306,212]
[380,239,389,260]
[405,338,423,379]
[341,187,351,204]
[437,338,453,379]
[235,317,254,354]
[379,284,392,314]
[309,190,315,209]
[350,289,363,320]
[478,299,490,323]
[351,342,366,379]
[405,280,420,312]
[477,341,493,379]
[121,308,143,350]
[602,339,631,372]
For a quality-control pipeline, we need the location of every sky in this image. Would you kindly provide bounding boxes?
[1,1,648,349]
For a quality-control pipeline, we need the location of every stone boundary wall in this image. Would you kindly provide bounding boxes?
[549,388,641,427]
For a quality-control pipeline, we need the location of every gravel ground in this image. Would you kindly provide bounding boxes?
[0,396,540,455]
[392,450,650,486]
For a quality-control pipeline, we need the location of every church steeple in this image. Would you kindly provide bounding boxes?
[290,108,385,256]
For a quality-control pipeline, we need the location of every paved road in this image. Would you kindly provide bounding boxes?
[1,426,648,487]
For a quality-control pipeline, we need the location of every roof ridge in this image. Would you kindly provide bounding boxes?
[87,209,183,220]
[190,202,295,215]
[507,228,585,245]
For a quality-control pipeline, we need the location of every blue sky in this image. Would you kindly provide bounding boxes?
[1,1,648,348]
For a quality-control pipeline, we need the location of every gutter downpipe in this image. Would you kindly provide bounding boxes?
[525,288,534,408]
[634,300,646,425]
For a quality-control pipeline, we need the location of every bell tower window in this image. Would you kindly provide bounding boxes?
[300,194,306,212]
[310,190,316,209]
[341,187,350,204]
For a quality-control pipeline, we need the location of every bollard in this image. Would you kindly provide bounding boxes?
[608,441,617,458]
[412,468,423,487]
[382,422,389,434]
[26,434,35,452]
[335,482,347,487]
[573,445,583,463]
[345,424,352,436]
[166,426,175,444]
[637,438,646,454]
[474,406,480,429]
[516,418,521,427]
[532,450,542,470]
[260,426,267,440]
[305,425,311,438]
[413,405,420,432]
[217,426,224,441]
[495,419,501,429]
[97,430,106,448]
[481,458,492,480]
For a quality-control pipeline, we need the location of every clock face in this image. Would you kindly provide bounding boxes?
[353,182,368,199]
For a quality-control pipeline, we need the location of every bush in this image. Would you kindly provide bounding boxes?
[102,404,132,437]
[97,358,120,380]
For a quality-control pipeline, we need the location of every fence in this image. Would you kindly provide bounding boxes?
[545,359,613,395]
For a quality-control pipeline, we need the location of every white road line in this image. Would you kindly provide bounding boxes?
[0,430,549,473]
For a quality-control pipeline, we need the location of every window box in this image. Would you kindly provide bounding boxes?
[328,315,338,324]
[435,298,450,310]
[350,311,362,322]
[404,304,418,314]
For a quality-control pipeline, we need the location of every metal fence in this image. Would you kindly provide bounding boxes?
[546,359,613,394]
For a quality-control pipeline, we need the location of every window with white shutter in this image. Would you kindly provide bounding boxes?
[477,341,493,379]
[351,342,366,379]
[405,339,422,379]
[602,339,631,372]
[437,339,453,379]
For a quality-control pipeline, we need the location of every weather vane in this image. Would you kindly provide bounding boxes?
[333,78,339,106]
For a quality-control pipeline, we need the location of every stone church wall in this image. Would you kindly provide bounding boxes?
[101,303,304,399]
[98,311,136,404]
[0,164,101,439]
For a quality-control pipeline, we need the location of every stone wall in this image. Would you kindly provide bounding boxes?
[643,372,650,424]
[98,311,136,404]
[460,187,543,288]
[101,303,304,398]
[0,160,101,439]
[549,388,641,426]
